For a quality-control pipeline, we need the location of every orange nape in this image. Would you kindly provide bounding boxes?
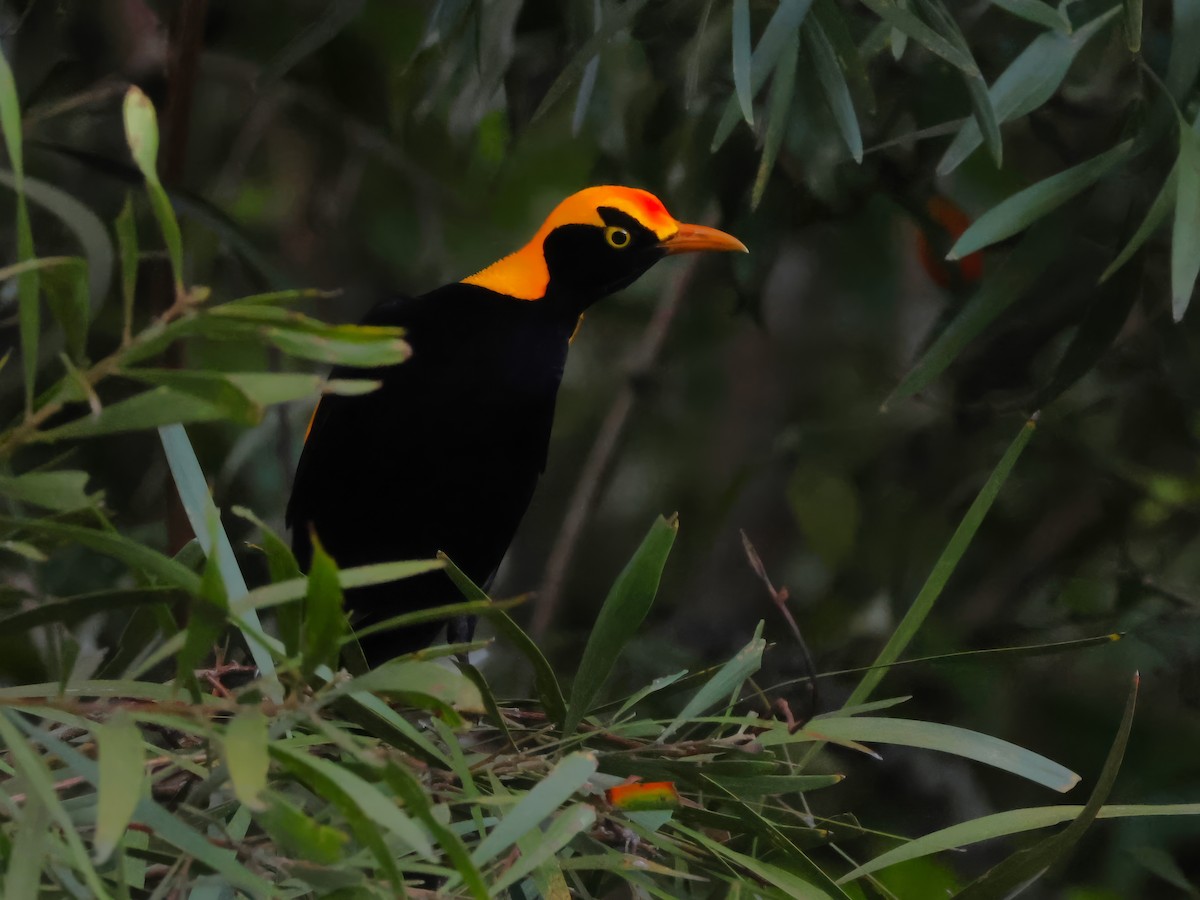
[462,186,745,301]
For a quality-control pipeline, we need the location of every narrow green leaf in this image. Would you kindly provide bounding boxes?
[0,46,39,414]
[712,0,816,150]
[885,225,1063,406]
[732,0,755,125]
[0,712,110,897]
[989,0,1071,31]
[841,802,1200,882]
[441,551,568,726]
[1167,0,1200,100]
[115,195,138,343]
[176,538,230,691]
[659,628,765,742]
[531,0,651,122]
[272,743,436,861]
[126,369,262,426]
[938,7,1119,174]
[0,469,93,511]
[681,825,833,899]
[857,0,977,73]
[232,505,303,656]
[301,532,347,679]
[805,17,862,163]
[812,0,874,115]
[122,86,183,291]
[491,804,597,894]
[158,424,280,685]
[224,710,270,811]
[338,659,484,718]
[255,791,348,865]
[1100,163,1178,283]
[1172,117,1200,320]
[751,30,799,208]
[234,558,444,614]
[0,515,201,593]
[469,752,598,867]
[94,711,146,863]
[612,668,689,720]
[843,417,1037,707]
[3,792,49,899]
[0,586,176,631]
[950,141,1133,258]
[1124,0,1143,50]
[952,675,1138,898]
[33,386,230,441]
[264,326,411,367]
[788,716,1078,791]
[565,515,678,735]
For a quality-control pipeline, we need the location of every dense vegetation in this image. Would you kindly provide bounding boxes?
[0,0,1199,896]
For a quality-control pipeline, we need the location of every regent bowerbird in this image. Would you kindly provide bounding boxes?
[287,186,747,667]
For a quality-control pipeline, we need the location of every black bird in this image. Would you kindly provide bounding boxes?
[287,186,747,666]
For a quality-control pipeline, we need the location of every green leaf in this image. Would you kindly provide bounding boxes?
[805,16,862,163]
[491,804,597,894]
[565,514,678,735]
[176,538,230,691]
[93,711,146,863]
[1172,117,1200,320]
[950,141,1133,258]
[841,802,1200,882]
[885,224,1063,406]
[843,417,1037,707]
[232,505,303,656]
[271,743,436,862]
[927,0,1001,166]
[1124,0,1143,50]
[732,0,755,126]
[530,0,651,122]
[0,515,201,593]
[122,86,182,291]
[264,325,411,367]
[338,659,484,719]
[125,369,263,426]
[0,46,39,414]
[938,7,1119,175]
[659,627,766,742]
[0,469,94,511]
[0,586,177,631]
[441,551,568,727]
[301,532,347,679]
[234,558,444,614]
[224,710,270,811]
[0,712,109,897]
[256,791,348,865]
[712,0,816,151]
[857,0,977,73]
[952,675,1138,898]
[812,0,874,116]
[751,29,799,208]
[469,752,598,867]
[989,0,1071,31]
[33,386,230,441]
[681,825,835,899]
[3,792,49,899]
[1167,0,1200,100]
[115,194,137,344]
[787,716,1079,791]
[1100,163,1177,283]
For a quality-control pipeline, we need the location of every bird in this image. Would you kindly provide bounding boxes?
[286,186,747,667]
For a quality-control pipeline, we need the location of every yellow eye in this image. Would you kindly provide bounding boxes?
[605,226,631,249]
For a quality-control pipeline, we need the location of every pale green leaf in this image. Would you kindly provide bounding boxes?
[224,711,270,812]
[94,711,146,863]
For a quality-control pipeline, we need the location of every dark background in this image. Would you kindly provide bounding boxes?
[2,0,1198,894]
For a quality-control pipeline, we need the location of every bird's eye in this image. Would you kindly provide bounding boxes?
[605,226,631,249]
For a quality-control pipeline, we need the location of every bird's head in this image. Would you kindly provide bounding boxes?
[462,186,747,308]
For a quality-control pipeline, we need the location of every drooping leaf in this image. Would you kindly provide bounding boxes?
[115,194,138,343]
[659,626,766,742]
[224,710,270,811]
[949,141,1133,257]
[122,86,183,291]
[732,0,755,125]
[255,791,348,865]
[1166,0,1200,100]
[938,7,1120,175]
[988,0,1071,31]
[805,15,863,163]
[1100,162,1178,283]
[751,30,799,208]
[0,469,94,511]
[1171,116,1200,320]
[300,532,347,679]
[857,0,977,74]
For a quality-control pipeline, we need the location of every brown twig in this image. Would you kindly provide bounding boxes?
[532,250,707,639]
[741,529,818,728]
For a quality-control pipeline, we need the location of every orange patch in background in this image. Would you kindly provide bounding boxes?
[605,781,680,811]
[916,196,984,288]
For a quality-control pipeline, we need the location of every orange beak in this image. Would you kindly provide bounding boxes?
[659,222,748,255]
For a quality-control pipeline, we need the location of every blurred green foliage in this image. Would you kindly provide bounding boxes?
[0,0,1197,895]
